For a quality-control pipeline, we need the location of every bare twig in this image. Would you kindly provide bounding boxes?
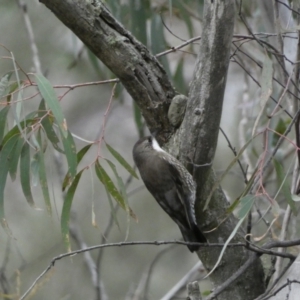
[160,261,204,300]
[219,127,248,183]
[16,0,42,74]
[260,279,300,300]
[19,237,300,300]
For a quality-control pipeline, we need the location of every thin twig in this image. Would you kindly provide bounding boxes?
[160,261,204,300]
[219,127,248,183]
[16,0,42,74]
[19,237,300,300]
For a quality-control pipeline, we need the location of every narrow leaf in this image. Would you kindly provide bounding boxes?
[130,0,148,45]
[0,72,12,98]
[77,144,92,164]
[34,74,68,138]
[133,103,144,137]
[105,159,137,220]
[151,13,171,77]
[62,144,91,191]
[252,53,273,136]
[1,111,37,146]
[0,106,10,145]
[238,195,256,219]
[173,57,186,94]
[61,130,77,183]
[106,142,138,179]
[61,170,84,251]
[205,195,255,279]
[39,99,63,153]
[31,153,40,187]
[103,184,120,230]
[9,137,24,181]
[273,159,296,215]
[0,134,19,225]
[95,160,126,210]
[226,170,257,214]
[272,118,288,147]
[36,130,51,213]
[20,143,35,207]
[7,82,19,103]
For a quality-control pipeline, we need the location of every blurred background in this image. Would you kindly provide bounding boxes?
[0,0,297,299]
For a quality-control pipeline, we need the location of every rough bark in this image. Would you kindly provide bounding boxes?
[39,0,266,299]
[179,2,265,299]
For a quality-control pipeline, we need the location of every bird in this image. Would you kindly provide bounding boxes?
[132,135,207,252]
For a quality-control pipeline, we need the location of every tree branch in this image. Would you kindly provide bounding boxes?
[39,0,176,140]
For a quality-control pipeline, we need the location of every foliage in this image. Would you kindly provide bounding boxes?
[1,0,300,299]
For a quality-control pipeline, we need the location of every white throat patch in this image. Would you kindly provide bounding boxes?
[152,138,166,153]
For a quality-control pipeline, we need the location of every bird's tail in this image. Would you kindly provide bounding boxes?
[179,225,207,252]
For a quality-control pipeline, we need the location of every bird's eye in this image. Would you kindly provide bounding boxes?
[147,136,152,143]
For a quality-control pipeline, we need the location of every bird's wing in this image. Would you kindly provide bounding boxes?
[167,159,197,228]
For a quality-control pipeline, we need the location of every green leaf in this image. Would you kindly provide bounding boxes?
[103,183,120,230]
[61,130,77,183]
[130,0,148,46]
[133,103,144,137]
[95,160,126,210]
[238,195,256,219]
[105,159,137,220]
[151,13,171,77]
[0,106,10,145]
[252,53,273,136]
[168,0,173,21]
[31,152,40,187]
[205,195,255,279]
[0,134,19,225]
[39,99,63,153]
[34,74,68,138]
[226,170,257,214]
[1,111,37,146]
[20,143,35,207]
[106,142,139,179]
[62,144,91,191]
[6,82,19,103]
[77,144,92,164]
[9,137,24,181]
[13,83,24,126]
[0,72,12,98]
[272,118,288,147]
[173,57,186,94]
[273,159,297,215]
[36,130,51,214]
[61,169,84,251]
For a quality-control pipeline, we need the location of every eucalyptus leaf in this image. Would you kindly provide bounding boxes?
[20,143,35,207]
[61,169,84,251]
[34,74,68,138]
[95,160,126,211]
[106,142,138,179]
[0,134,19,225]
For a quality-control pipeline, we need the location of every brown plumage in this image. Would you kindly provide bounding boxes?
[133,136,206,252]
